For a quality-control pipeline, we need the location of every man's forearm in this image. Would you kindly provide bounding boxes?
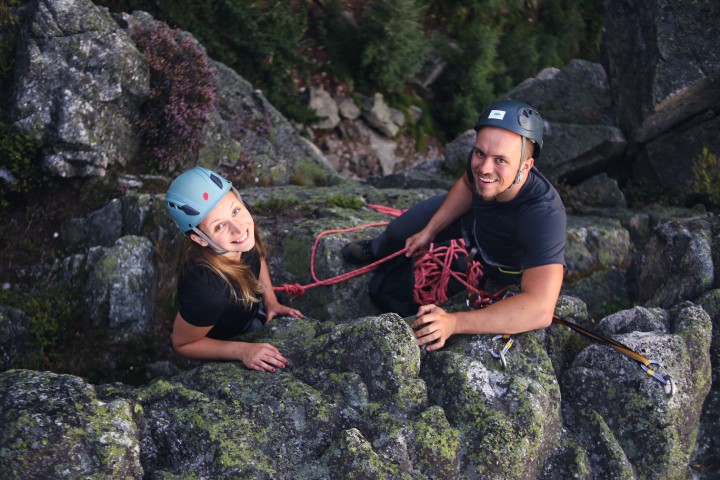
[452,293,554,335]
[453,264,564,335]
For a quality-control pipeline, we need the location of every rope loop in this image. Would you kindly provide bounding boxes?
[274,204,490,304]
[412,239,485,305]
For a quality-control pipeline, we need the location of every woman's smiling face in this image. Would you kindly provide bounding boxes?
[194,191,255,254]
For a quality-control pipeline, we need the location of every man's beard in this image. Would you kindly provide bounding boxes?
[473,175,501,202]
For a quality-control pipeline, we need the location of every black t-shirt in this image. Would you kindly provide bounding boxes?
[469,167,566,270]
[177,249,262,340]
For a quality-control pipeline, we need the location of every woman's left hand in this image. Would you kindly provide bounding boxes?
[265,302,304,322]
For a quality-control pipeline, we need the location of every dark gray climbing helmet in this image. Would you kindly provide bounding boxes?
[474,100,544,157]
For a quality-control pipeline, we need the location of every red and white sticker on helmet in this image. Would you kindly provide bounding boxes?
[488,109,506,120]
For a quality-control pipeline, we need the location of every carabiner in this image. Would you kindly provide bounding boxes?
[490,334,515,369]
[641,360,677,397]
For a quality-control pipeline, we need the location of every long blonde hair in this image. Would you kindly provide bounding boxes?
[178,226,267,308]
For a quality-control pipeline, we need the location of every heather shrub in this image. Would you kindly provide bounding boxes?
[118,0,315,124]
[129,21,217,173]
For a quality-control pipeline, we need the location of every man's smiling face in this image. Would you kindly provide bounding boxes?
[470,126,533,202]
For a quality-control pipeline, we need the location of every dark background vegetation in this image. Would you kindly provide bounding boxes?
[0,0,604,383]
[96,0,604,139]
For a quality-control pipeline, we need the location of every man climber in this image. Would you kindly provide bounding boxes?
[342,99,567,351]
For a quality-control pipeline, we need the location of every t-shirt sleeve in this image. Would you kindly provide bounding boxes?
[518,203,567,269]
[177,267,229,327]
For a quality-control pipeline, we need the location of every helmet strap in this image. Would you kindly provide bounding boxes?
[191,227,231,255]
[502,136,527,193]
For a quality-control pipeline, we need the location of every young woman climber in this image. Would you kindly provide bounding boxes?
[165,166,303,372]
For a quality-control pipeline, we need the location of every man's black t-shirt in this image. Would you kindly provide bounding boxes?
[177,249,262,340]
[469,166,566,271]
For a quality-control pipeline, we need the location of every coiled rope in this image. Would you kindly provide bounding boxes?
[273,204,487,302]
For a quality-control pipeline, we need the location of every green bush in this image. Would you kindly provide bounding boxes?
[358,0,429,92]
[0,0,45,207]
[0,0,19,82]
[0,287,80,366]
[325,193,364,209]
[385,92,437,150]
[691,147,720,205]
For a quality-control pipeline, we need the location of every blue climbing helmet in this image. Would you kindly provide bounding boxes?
[166,166,233,233]
[474,99,544,158]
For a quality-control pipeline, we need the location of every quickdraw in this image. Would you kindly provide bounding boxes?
[490,334,515,369]
[552,314,677,397]
[468,291,677,397]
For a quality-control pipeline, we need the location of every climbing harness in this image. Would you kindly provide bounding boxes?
[274,203,677,397]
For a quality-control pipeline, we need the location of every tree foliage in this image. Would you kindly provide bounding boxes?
[358,0,429,92]
[98,0,604,138]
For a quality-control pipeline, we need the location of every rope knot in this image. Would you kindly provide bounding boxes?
[278,283,306,300]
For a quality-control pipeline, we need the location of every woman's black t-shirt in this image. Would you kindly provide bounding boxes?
[177,249,262,340]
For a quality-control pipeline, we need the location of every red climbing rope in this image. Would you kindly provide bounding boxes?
[273,204,489,304]
[273,219,400,300]
[309,221,390,283]
[412,239,485,305]
[365,204,405,216]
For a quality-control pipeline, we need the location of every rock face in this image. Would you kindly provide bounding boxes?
[602,0,720,197]
[0,300,712,478]
[1,184,710,478]
[565,302,712,479]
[602,0,720,144]
[11,0,150,177]
[508,59,627,183]
[636,218,715,308]
[0,369,143,478]
[2,0,720,478]
[83,236,156,341]
[200,60,337,187]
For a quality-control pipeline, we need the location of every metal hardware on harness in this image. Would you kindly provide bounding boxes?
[641,360,677,397]
[466,287,516,309]
[490,334,515,369]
